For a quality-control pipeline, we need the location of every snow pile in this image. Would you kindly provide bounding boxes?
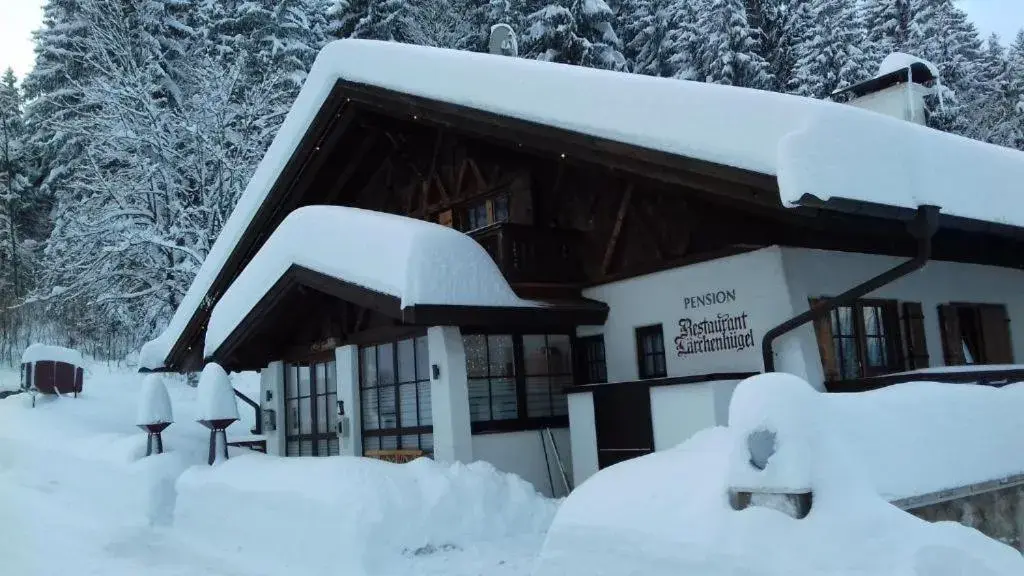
[204,206,537,356]
[21,343,84,366]
[174,455,558,575]
[535,373,1024,576]
[142,39,1024,370]
[136,374,173,426]
[730,375,1024,500]
[196,363,239,422]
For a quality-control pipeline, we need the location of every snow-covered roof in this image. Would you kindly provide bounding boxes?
[876,52,940,79]
[22,344,84,366]
[204,206,537,357]
[729,373,1024,501]
[141,39,1024,370]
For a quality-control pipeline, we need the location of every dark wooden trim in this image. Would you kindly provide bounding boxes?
[471,415,569,435]
[402,302,608,328]
[362,425,434,438]
[566,372,759,394]
[339,81,780,197]
[825,368,1024,393]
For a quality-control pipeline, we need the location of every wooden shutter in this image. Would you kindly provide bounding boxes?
[937,305,966,366]
[978,304,1014,364]
[880,301,904,371]
[810,299,839,381]
[901,302,929,370]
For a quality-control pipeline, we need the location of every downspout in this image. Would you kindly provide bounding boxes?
[761,205,941,372]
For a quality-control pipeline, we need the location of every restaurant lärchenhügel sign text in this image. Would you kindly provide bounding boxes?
[675,289,755,357]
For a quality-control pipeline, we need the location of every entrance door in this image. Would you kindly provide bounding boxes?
[360,335,433,457]
[284,359,340,457]
[593,384,654,469]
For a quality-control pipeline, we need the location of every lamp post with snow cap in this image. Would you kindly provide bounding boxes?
[137,374,174,456]
[196,362,239,465]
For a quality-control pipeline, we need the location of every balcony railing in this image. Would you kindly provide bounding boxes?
[469,223,584,285]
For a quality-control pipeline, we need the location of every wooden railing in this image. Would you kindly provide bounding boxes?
[825,367,1024,393]
[470,223,584,285]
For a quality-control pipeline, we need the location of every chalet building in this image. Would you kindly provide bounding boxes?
[141,40,1024,496]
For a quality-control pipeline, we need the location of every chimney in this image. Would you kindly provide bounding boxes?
[831,53,939,125]
[489,24,518,57]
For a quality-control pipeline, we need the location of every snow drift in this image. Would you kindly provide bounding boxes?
[534,374,1024,576]
[174,454,558,575]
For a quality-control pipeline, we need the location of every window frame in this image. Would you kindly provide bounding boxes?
[456,193,511,233]
[635,324,667,380]
[814,298,903,381]
[576,334,608,385]
[462,330,573,434]
[283,356,340,458]
[939,302,1014,366]
[359,334,433,454]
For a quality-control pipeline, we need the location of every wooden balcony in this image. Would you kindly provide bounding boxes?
[469,223,584,287]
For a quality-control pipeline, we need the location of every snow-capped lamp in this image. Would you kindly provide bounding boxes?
[489,23,518,57]
[196,362,239,465]
[830,52,940,126]
[137,374,174,456]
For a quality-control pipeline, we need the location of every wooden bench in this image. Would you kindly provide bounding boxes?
[364,449,425,463]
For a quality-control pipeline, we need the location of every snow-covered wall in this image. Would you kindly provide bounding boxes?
[579,247,799,382]
[471,428,572,498]
[778,248,1024,386]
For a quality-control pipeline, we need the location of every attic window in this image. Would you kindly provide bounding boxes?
[460,194,509,232]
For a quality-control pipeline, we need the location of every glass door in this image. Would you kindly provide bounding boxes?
[284,359,339,457]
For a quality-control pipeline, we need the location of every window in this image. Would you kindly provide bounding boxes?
[635,325,667,379]
[360,336,433,454]
[464,332,571,432]
[938,303,1013,366]
[522,334,571,418]
[812,299,902,381]
[576,335,607,385]
[284,358,339,457]
[459,194,509,232]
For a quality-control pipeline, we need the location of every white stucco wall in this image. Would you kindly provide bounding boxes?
[649,378,742,451]
[779,248,1024,387]
[335,345,361,457]
[567,392,598,489]
[471,428,573,498]
[579,247,800,382]
[259,361,286,456]
[428,326,473,463]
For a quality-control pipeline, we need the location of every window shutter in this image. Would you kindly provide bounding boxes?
[810,299,839,381]
[881,301,904,370]
[901,302,929,370]
[937,305,966,366]
[978,305,1014,364]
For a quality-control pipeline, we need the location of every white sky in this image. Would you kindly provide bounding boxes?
[0,0,1021,82]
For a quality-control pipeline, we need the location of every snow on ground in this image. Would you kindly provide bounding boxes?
[535,374,1024,576]
[0,361,555,576]
[2,364,1023,576]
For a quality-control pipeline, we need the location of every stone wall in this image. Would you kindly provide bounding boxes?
[904,486,1024,552]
